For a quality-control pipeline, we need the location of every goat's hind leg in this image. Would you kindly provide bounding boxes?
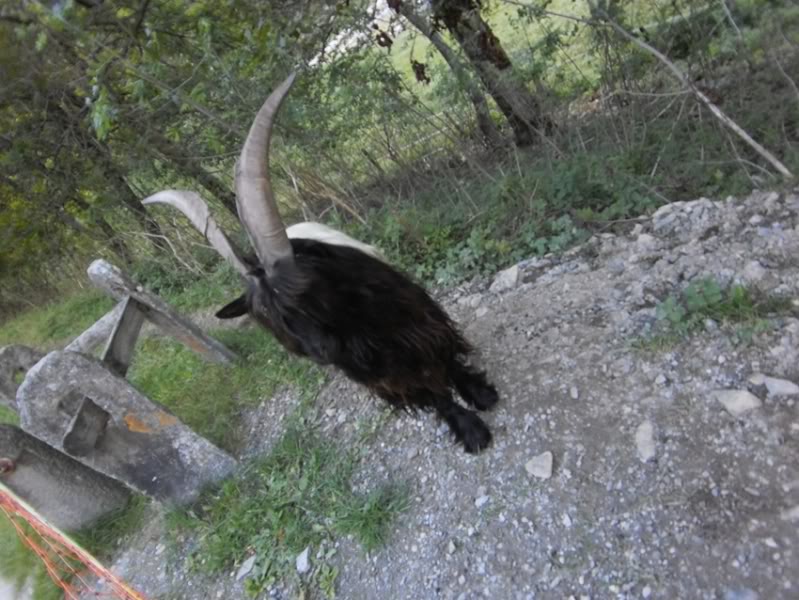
[451,360,499,411]
[433,392,492,454]
[375,386,492,454]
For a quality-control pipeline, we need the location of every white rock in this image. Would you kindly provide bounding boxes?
[635,421,656,463]
[490,265,520,293]
[448,540,456,554]
[570,386,579,400]
[636,233,657,247]
[525,451,553,479]
[748,373,799,396]
[476,306,489,318]
[712,390,762,416]
[236,555,256,581]
[742,260,767,283]
[296,547,311,574]
[475,495,490,508]
[561,513,572,528]
[780,506,799,522]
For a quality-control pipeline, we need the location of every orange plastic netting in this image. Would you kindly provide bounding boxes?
[0,485,145,600]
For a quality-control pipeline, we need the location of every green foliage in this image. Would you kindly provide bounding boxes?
[343,151,652,286]
[2,0,797,316]
[170,425,407,597]
[128,327,325,451]
[638,277,795,348]
[90,87,115,141]
[0,291,114,347]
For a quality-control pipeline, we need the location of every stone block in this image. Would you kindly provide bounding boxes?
[0,345,43,412]
[17,351,236,505]
[0,424,130,531]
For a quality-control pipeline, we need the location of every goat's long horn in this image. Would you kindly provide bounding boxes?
[143,190,250,277]
[235,72,296,274]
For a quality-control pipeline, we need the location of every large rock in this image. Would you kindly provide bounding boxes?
[0,345,43,412]
[16,351,236,505]
[0,424,130,531]
[651,198,721,242]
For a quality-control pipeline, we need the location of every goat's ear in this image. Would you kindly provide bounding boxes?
[215,295,248,319]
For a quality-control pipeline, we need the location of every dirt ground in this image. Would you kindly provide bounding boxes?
[95,189,799,600]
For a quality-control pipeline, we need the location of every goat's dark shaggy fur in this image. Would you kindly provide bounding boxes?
[216,238,499,453]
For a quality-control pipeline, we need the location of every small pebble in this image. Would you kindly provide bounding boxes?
[712,390,762,416]
[635,420,656,463]
[296,547,310,574]
[749,373,799,397]
[525,451,553,479]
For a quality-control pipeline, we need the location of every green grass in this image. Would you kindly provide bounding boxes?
[169,423,408,598]
[635,278,796,349]
[128,327,326,451]
[0,495,147,600]
[131,258,243,313]
[0,290,114,348]
[72,495,149,558]
[0,405,19,426]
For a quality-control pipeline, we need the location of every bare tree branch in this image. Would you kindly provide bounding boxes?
[593,7,794,180]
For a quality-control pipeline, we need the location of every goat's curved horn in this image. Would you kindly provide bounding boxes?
[143,190,250,277]
[235,72,296,274]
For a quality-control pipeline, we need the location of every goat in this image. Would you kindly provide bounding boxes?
[144,73,499,453]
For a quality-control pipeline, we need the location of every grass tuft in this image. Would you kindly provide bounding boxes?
[0,405,19,426]
[169,424,408,597]
[635,277,796,349]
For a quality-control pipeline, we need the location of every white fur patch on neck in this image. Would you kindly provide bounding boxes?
[287,222,384,261]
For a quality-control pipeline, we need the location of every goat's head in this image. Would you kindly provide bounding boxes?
[143,73,298,321]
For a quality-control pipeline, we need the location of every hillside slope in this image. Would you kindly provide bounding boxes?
[93,189,799,600]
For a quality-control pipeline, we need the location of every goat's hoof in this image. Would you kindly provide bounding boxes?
[470,384,499,412]
[459,417,492,454]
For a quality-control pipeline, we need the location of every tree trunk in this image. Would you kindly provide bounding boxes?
[396,2,504,147]
[430,0,552,146]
